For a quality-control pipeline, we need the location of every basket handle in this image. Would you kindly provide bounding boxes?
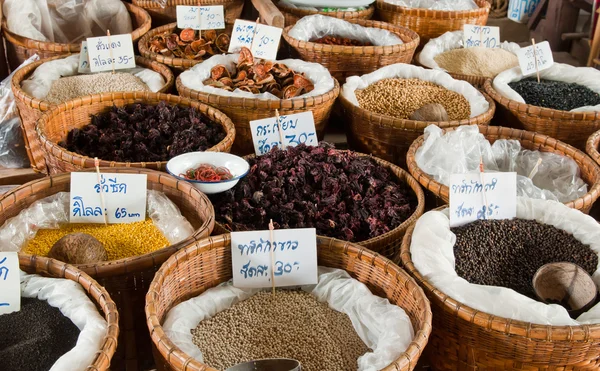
[251,0,285,28]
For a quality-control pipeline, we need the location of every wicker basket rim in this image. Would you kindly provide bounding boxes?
[376,0,491,16]
[276,1,375,16]
[133,0,240,9]
[586,129,600,164]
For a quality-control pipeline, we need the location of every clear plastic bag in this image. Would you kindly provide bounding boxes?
[384,0,478,10]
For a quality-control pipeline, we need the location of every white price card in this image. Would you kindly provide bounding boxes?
[86,34,136,73]
[516,41,554,76]
[78,41,91,73]
[176,5,225,30]
[250,111,317,156]
[70,172,147,224]
[228,19,282,60]
[231,228,318,289]
[463,24,500,48]
[0,252,20,315]
[449,172,517,227]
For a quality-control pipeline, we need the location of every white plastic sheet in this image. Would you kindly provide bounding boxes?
[493,63,600,113]
[163,267,415,371]
[342,63,489,118]
[280,0,374,8]
[410,198,600,326]
[384,0,478,10]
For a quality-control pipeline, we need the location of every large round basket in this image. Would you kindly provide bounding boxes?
[36,91,235,175]
[12,55,175,173]
[176,77,340,155]
[132,0,243,27]
[276,1,375,25]
[375,0,490,45]
[407,125,600,213]
[484,79,600,151]
[19,254,119,371]
[0,169,215,371]
[339,88,496,168]
[2,2,151,71]
[146,233,432,371]
[282,19,420,83]
[400,222,600,370]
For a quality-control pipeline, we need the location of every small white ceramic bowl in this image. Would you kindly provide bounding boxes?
[166,152,250,194]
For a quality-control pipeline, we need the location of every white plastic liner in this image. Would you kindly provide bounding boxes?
[410,197,600,326]
[21,55,165,100]
[288,14,403,46]
[163,267,415,371]
[179,53,335,100]
[280,0,374,8]
[384,0,478,10]
[342,63,490,118]
[493,63,600,113]
[19,272,108,371]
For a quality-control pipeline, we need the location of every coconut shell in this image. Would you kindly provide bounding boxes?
[48,233,108,264]
[409,103,449,122]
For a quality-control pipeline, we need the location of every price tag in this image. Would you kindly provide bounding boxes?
[231,228,318,288]
[78,41,91,74]
[86,34,136,73]
[228,19,282,60]
[449,172,517,227]
[176,5,225,30]
[70,172,147,224]
[0,252,20,315]
[463,24,500,48]
[250,111,317,156]
[516,41,554,76]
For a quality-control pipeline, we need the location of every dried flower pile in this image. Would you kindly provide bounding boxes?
[204,47,315,99]
[312,35,372,46]
[212,143,417,242]
[148,28,230,60]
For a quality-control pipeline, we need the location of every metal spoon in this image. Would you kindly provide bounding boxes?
[225,358,301,371]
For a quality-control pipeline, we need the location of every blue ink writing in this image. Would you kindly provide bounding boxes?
[0,257,10,307]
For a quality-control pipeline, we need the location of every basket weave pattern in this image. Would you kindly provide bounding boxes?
[132,0,243,26]
[276,2,375,25]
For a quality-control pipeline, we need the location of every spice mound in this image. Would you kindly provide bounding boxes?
[312,35,372,46]
[212,143,417,242]
[181,164,233,182]
[452,219,598,300]
[508,78,600,111]
[356,78,471,120]
[434,47,518,78]
[0,297,80,371]
[60,101,226,162]
[23,219,170,261]
[45,72,150,104]
[191,290,370,371]
[148,28,230,60]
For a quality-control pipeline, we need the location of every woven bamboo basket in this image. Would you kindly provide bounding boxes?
[12,55,175,173]
[375,0,490,45]
[276,1,375,25]
[177,77,340,155]
[282,19,420,83]
[2,2,151,71]
[484,79,600,151]
[146,233,432,371]
[36,91,235,174]
[339,89,496,168]
[586,129,600,166]
[400,222,600,370]
[407,125,600,213]
[0,169,215,371]
[132,0,243,27]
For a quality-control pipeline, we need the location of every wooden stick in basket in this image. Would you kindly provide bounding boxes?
[94,157,109,226]
[531,38,540,83]
[479,157,489,219]
[275,109,286,150]
[269,219,276,297]
[250,17,260,51]
[107,30,115,75]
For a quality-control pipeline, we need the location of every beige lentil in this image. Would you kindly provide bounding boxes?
[356,78,471,120]
[434,47,519,78]
[191,290,370,371]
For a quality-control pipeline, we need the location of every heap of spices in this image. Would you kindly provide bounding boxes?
[312,35,372,46]
[45,72,150,104]
[355,78,471,120]
[508,78,600,111]
[148,28,230,60]
[191,290,370,371]
[434,47,518,78]
[452,219,598,300]
[0,297,80,371]
[60,102,226,162]
[181,164,233,182]
[211,143,417,242]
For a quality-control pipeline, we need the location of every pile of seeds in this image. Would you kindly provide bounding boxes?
[452,219,598,299]
[508,78,600,111]
[0,297,80,371]
[434,47,518,78]
[45,72,150,104]
[356,78,471,120]
[312,35,372,46]
[191,290,370,371]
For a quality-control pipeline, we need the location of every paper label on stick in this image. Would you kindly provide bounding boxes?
[176,5,225,30]
[228,19,282,60]
[78,41,91,73]
[69,173,147,224]
[463,24,500,48]
[449,172,517,227]
[230,228,318,288]
[86,34,136,73]
[249,111,317,156]
[516,41,554,76]
[0,252,20,315]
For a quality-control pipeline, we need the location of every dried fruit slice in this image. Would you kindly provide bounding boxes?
[203,29,217,42]
[211,65,230,80]
[180,28,196,42]
[216,34,230,53]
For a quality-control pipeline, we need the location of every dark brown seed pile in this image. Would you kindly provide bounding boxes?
[509,78,600,111]
[0,297,80,371]
[191,290,370,371]
[452,219,598,300]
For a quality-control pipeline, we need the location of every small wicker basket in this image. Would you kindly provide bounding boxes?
[132,0,243,27]
[276,1,375,25]
[146,233,432,371]
[586,129,600,167]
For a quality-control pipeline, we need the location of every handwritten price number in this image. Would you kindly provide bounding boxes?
[455,202,501,220]
[524,46,548,71]
[0,257,9,307]
[465,37,497,48]
[115,207,141,219]
[240,260,300,279]
[200,7,224,29]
